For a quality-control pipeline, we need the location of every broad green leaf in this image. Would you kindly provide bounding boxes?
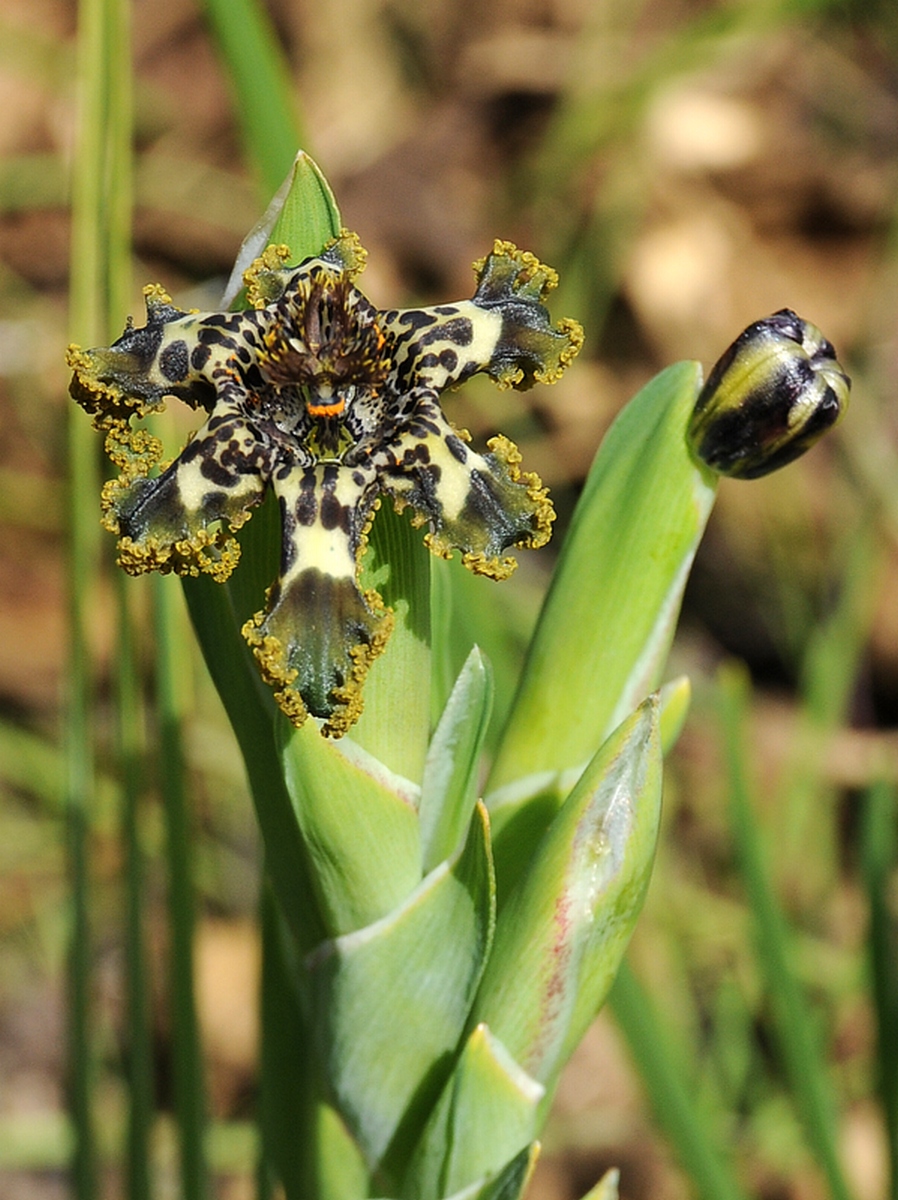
[308,804,496,1172]
[222,150,341,307]
[486,677,686,907]
[473,697,662,1095]
[351,502,433,784]
[370,1144,538,1200]
[280,720,422,938]
[489,361,715,789]
[402,1023,544,1200]
[419,647,494,873]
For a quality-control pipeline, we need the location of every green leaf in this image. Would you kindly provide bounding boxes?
[659,674,691,753]
[442,1144,540,1200]
[402,1023,544,1200]
[489,361,715,789]
[473,696,662,1096]
[308,804,496,1173]
[222,150,341,308]
[351,502,433,784]
[419,647,494,874]
[279,720,422,938]
[369,1144,539,1200]
[487,672,690,905]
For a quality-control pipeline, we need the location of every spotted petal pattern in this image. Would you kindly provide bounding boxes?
[68,233,583,734]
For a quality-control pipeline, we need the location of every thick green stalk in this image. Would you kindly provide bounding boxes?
[153,575,208,1200]
[719,664,855,1200]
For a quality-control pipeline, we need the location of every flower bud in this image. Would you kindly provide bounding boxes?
[688,309,850,479]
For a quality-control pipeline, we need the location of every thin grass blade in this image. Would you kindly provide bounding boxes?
[609,962,749,1200]
[153,574,208,1200]
[199,0,303,194]
[719,663,855,1200]
[860,780,898,1200]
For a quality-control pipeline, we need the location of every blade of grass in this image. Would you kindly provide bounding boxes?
[67,0,134,1188]
[199,0,304,194]
[116,579,153,1200]
[776,517,879,899]
[719,663,855,1200]
[153,574,208,1200]
[609,961,750,1200]
[102,1,155,1194]
[860,779,898,1200]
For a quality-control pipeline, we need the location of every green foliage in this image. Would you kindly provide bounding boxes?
[53,3,895,1200]
[164,152,691,1199]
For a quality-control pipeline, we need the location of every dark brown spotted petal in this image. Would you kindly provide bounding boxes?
[103,405,274,582]
[376,400,555,580]
[242,462,392,734]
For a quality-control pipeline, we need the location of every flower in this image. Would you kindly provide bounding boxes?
[68,232,583,735]
[687,308,850,479]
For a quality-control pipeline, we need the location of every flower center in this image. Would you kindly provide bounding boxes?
[257,267,390,420]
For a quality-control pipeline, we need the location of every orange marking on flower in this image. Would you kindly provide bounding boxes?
[307,398,346,417]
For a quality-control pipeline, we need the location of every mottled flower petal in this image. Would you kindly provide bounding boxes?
[378,397,554,579]
[382,240,584,395]
[68,231,581,733]
[103,404,275,582]
[243,463,392,735]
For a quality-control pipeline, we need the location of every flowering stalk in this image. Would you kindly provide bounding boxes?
[68,151,849,1200]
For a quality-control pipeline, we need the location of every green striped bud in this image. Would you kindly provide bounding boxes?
[688,309,850,479]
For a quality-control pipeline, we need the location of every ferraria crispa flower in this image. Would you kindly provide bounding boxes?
[68,232,582,734]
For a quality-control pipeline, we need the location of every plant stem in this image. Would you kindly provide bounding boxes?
[153,574,208,1200]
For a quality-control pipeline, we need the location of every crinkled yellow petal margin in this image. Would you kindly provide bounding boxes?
[241,493,394,736]
[243,229,369,309]
[488,432,556,551]
[473,239,560,300]
[241,595,394,737]
[422,433,555,581]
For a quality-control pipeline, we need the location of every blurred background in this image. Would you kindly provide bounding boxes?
[2,0,898,1197]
